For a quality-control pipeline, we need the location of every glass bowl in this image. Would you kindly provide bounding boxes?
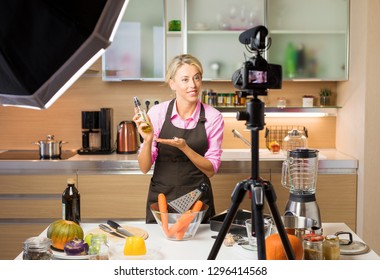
[150,202,208,241]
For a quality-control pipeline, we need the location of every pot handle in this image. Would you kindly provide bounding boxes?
[59,141,69,147]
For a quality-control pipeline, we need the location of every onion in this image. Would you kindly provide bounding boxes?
[64,238,89,256]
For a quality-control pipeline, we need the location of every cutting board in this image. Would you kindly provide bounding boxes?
[86,224,149,241]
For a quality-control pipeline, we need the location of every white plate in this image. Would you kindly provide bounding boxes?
[108,243,164,260]
[51,252,90,260]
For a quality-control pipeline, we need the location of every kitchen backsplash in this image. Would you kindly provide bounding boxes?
[0,71,336,150]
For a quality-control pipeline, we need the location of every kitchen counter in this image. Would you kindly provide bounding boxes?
[0,148,357,175]
[14,222,379,260]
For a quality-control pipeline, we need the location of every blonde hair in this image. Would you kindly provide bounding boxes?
[165,54,203,84]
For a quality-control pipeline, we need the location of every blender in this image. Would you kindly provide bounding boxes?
[281,149,321,230]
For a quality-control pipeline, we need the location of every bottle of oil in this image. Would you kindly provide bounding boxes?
[62,178,80,224]
[133,96,152,132]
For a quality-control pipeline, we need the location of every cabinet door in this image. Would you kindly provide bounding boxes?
[102,0,165,80]
[185,0,265,80]
[267,0,349,80]
[78,174,151,219]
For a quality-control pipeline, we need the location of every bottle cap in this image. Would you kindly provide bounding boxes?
[67,178,75,184]
[133,96,141,107]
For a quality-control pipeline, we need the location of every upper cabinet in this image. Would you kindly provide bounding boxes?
[102,0,349,81]
[184,0,265,81]
[266,0,349,81]
[102,0,165,81]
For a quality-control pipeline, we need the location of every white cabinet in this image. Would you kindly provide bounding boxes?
[184,0,265,80]
[266,0,349,81]
[102,0,165,81]
[103,0,349,81]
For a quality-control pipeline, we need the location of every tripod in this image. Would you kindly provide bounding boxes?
[208,91,295,260]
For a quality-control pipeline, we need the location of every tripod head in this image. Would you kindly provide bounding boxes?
[236,91,266,131]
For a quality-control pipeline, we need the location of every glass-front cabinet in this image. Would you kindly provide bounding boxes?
[102,0,165,81]
[102,0,349,82]
[266,0,349,81]
[184,0,265,80]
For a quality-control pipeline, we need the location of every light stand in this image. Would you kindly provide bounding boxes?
[207,91,295,260]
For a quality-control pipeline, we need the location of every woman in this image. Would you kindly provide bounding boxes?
[133,54,224,223]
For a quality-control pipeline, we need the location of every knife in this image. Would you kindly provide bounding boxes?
[107,220,134,237]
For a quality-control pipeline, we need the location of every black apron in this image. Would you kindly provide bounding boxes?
[146,99,215,223]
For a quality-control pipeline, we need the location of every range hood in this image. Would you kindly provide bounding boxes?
[0,0,128,110]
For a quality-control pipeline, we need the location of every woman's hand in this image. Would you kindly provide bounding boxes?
[132,109,153,142]
[155,136,187,150]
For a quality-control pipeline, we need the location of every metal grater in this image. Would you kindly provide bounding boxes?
[168,183,209,213]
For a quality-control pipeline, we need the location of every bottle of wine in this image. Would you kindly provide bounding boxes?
[62,178,81,224]
[133,96,152,132]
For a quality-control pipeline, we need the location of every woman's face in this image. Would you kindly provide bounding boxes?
[169,64,202,103]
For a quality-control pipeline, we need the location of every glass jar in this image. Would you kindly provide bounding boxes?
[303,234,324,260]
[283,129,308,152]
[88,234,109,260]
[23,236,52,260]
[323,235,340,260]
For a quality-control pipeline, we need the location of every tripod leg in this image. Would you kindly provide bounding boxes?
[208,180,248,260]
[250,181,266,260]
[264,180,295,260]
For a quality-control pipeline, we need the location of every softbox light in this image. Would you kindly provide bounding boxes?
[0,0,128,109]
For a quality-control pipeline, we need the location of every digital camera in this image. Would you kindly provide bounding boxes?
[231,25,282,93]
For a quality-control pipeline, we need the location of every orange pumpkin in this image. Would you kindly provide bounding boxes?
[265,233,303,260]
[47,219,84,250]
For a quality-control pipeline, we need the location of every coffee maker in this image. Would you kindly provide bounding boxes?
[281,148,321,230]
[78,108,115,154]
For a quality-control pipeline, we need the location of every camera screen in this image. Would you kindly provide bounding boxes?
[248,70,267,84]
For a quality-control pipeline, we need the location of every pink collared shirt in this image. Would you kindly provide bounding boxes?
[140,99,224,173]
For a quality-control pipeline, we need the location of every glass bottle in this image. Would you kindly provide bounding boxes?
[323,235,340,260]
[23,236,52,260]
[133,96,152,132]
[88,234,109,260]
[62,178,81,223]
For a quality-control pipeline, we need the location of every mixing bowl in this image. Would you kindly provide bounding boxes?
[150,202,208,241]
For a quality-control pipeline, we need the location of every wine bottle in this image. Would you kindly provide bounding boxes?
[62,178,81,224]
[133,96,152,132]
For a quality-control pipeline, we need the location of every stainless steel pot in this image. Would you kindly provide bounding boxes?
[33,135,68,159]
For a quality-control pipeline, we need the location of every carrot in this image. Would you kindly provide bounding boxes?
[171,200,204,240]
[158,193,169,236]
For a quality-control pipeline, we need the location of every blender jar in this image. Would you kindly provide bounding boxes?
[281,149,319,195]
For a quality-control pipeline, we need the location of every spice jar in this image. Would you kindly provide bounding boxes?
[303,234,324,260]
[23,236,52,260]
[323,235,340,260]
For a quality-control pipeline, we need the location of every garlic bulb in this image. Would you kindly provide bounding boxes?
[223,233,235,247]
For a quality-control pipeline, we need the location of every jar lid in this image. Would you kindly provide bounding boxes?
[289,148,319,158]
[23,236,51,250]
[288,129,302,136]
[303,233,324,242]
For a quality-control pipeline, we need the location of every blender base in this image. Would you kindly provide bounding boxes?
[284,193,322,229]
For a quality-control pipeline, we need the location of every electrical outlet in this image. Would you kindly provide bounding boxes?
[154,99,160,105]
[143,99,151,110]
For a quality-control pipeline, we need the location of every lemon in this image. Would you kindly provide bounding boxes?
[123,236,147,256]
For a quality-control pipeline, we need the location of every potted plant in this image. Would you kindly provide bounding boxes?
[319,88,332,106]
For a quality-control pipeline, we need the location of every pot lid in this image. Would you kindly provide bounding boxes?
[336,230,370,255]
[339,240,370,255]
[39,135,59,143]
